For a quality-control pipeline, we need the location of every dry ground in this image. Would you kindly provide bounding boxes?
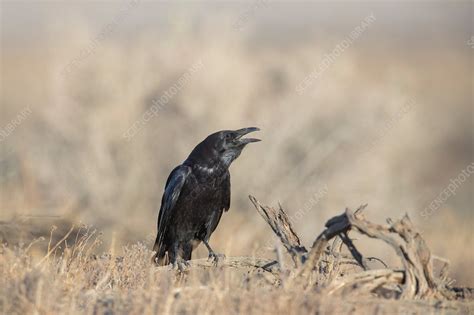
[1,224,473,315]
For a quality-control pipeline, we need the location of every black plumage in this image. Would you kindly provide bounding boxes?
[152,127,260,266]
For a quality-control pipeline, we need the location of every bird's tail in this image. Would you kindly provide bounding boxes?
[151,235,169,266]
[152,238,193,265]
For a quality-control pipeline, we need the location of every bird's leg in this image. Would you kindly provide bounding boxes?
[172,258,190,272]
[170,244,190,272]
[202,239,225,265]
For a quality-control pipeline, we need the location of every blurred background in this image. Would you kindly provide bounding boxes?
[1,1,472,285]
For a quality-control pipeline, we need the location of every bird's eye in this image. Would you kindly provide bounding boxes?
[225,134,232,139]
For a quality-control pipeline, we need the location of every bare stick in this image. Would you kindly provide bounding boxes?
[339,231,367,270]
[154,256,278,273]
[325,269,404,296]
[299,205,368,277]
[249,195,307,266]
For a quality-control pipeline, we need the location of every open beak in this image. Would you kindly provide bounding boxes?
[234,127,261,144]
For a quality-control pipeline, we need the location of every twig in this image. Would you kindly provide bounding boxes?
[249,195,307,266]
[154,256,278,273]
[339,231,367,270]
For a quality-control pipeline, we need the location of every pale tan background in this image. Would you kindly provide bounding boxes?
[1,1,472,285]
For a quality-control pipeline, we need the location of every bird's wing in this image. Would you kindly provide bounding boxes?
[206,171,231,237]
[222,170,231,212]
[154,165,191,252]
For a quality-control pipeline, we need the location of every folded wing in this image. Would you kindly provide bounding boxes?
[153,165,191,255]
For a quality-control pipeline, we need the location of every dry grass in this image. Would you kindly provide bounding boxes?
[2,225,473,315]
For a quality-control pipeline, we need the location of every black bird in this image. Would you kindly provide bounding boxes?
[152,127,260,267]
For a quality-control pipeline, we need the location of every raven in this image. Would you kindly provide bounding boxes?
[152,127,260,267]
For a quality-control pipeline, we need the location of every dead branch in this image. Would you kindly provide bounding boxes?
[345,210,453,299]
[339,231,367,270]
[249,196,459,300]
[325,269,404,297]
[249,196,307,266]
[155,256,278,273]
[298,204,367,277]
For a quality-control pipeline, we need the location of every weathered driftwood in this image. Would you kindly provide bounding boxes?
[249,195,457,300]
[325,269,404,297]
[249,196,307,267]
[155,256,278,273]
[299,204,368,278]
[346,211,441,299]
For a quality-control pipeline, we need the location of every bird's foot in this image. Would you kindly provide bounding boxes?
[171,258,190,272]
[207,251,225,266]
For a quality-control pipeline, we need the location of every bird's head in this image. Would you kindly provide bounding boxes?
[187,127,261,170]
[214,127,261,165]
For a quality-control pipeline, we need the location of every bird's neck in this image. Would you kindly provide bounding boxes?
[185,157,229,178]
[184,140,231,177]
[193,163,227,177]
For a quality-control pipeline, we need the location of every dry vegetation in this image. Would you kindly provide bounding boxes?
[1,2,473,314]
[1,196,473,314]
